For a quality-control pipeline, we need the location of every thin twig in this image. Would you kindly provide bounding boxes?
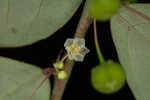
[56,49,64,62]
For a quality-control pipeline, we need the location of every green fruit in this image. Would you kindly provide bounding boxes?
[88,0,120,21]
[91,60,125,94]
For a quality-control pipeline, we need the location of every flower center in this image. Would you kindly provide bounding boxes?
[70,45,82,56]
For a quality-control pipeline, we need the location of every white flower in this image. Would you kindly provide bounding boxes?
[64,38,90,62]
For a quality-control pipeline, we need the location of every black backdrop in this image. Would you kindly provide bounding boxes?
[0,0,149,100]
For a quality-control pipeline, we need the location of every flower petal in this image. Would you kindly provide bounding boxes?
[74,38,85,48]
[74,54,84,62]
[80,47,90,56]
[64,39,74,49]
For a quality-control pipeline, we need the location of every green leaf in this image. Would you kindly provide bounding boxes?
[0,0,82,47]
[111,4,150,100]
[0,56,50,100]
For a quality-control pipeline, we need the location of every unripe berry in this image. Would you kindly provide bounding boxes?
[88,0,120,21]
[91,60,125,94]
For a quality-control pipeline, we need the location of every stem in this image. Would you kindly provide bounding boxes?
[61,54,68,62]
[74,4,92,38]
[120,3,150,22]
[93,20,105,64]
[51,2,92,100]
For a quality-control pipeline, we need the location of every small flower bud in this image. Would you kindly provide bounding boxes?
[57,71,67,80]
[53,62,64,70]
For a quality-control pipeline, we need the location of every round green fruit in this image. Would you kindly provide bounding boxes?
[91,60,125,94]
[88,0,120,21]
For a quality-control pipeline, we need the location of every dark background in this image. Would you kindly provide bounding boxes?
[0,0,149,100]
